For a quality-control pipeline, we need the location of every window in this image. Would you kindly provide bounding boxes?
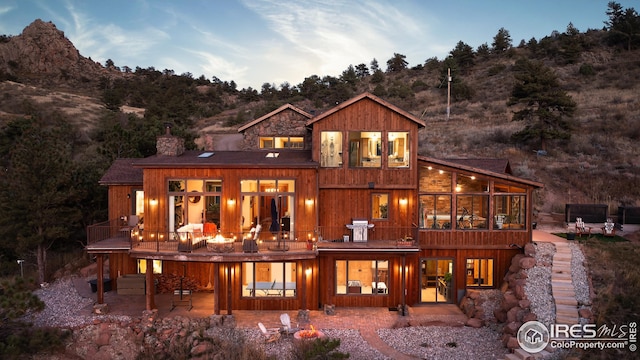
[387,132,409,167]
[260,136,304,149]
[419,195,452,229]
[243,262,296,297]
[320,131,343,167]
[349,131,381,167]
[336,260,388,295]
[168,179,222,231]
[456,195,489,229]
[466,259,493,287]
[494,195,526,229]
[240,179,295,239]
[137,259,162,274]
[372,193,389,220]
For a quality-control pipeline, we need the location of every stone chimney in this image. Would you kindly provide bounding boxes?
[156,123,184,156]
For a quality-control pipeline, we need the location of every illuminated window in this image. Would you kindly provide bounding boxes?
[336,260,388,295]
[168,179,222,231]
[320,131,343,167]
[419,195,452,229]
[494,195,526,230]
[387,132,409,168]
[372,193,389,219]
[260,136,304,149]
[242,262,296,297]
[349,131,381,168]
[466,259,493,287]
[137,259,162,274]
[456,195,489,229]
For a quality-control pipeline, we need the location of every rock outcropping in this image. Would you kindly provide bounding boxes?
[0,19,108,87]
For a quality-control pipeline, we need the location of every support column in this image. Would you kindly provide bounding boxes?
[226,264,232,315]
[214,263,220,315]
[97,255,104,304]
[145,259,155,310]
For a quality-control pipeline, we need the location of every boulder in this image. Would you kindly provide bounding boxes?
[519,256,536,269]
[524,243,536,257]
[465,317,484,328]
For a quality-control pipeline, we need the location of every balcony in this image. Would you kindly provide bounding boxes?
[86,221,420,256]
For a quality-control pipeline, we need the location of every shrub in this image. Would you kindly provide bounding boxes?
[291,337,349,360]
[578,63,595,76]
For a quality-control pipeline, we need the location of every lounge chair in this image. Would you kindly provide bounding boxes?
[280,313,299,335]
[258,322,280,342]
[602,218,616,237]
[575,218,591,237]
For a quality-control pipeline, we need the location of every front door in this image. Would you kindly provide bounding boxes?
[420,258,453,303]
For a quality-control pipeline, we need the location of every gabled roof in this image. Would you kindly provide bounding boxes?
[238,104,313,132]
[132,150,317,169]
[99,158,144,185]
[418,156,543,188]
[306,92,426,128]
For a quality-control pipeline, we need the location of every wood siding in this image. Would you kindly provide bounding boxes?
[313,98,419,188]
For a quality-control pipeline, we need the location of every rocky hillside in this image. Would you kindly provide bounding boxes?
[1,19,639,218]
[0,19,115,91]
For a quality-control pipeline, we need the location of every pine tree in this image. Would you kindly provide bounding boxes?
[507,58,576,150]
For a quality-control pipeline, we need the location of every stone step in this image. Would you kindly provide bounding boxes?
[555,298,578,306]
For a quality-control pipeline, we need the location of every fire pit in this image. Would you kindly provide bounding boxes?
[293,325,325,340]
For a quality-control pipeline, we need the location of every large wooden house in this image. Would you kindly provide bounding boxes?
[87,92,543,314]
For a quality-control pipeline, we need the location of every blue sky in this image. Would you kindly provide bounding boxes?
[0,0,636,89]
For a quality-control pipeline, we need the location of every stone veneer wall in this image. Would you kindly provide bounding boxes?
[241,109,311,150]
[156,135,185,156]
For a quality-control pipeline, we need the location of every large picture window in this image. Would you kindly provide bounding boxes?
[336,260,388,295]
[243,262,296,297]
[320,131,342,167]
[349,131,381,168]
[240,179,295,240]
[456,195,489,229]
[419,195,452,229]
[168,179,222,232]
[466,259,493,287]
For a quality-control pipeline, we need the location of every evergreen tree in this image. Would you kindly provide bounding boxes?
[507,58,576,150]
[386,53,408,72]
[0,115,83,283]
[492,27,512,53]
[604,1,640,50]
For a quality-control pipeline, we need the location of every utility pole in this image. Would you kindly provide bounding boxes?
[446,68,451,121]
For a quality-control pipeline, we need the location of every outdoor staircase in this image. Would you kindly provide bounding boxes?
[503,232,579,360]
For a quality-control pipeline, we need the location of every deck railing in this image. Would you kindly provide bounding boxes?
[87,222,419,253]
[86,219,133,246]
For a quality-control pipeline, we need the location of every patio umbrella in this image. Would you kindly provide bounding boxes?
[269,198,280,233]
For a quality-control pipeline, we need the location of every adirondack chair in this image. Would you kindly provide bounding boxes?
[575,218,591,237]
[280,313,299,335]
[258,322,280,342]
[602,218,616,237]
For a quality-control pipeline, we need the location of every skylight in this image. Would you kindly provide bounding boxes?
[198,152,214,158]
[266,152,280,158]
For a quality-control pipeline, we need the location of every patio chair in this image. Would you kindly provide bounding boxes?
[280,313,299,335]
[575,218,591,237]
[258,322,280,342]
[602,218,616,237]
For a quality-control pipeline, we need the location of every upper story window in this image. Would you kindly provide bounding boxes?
[388,132,409,168]
[260,136,304,149]
[320,131,343,167]
[419,166,452,192]
[349,131,381,168]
